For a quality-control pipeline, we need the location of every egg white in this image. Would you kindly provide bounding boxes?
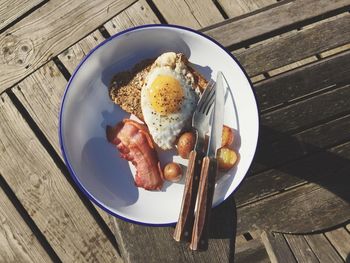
[141,67,199,150]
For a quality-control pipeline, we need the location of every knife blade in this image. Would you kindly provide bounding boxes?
[207,71,225,158]
[190,71,225,250]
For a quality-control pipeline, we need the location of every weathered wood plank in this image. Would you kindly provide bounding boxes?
[236,139,350,234]
[0,93,121,262]
[217,0,276,18]
[234,13,350,76]
[14,62,67,154]
[284,235,318,263]
[261,232,296,263]
[104,0,160,35]
[204,0,350,48]
[152,0,224,28]
[236,137,350,208]
[0,0,45,31]
[17,51,234,262]
[0,185,52,262]
[112,195,236,263]
[255,50,350,112]
[58,30,105,74]
[252,113,350,175]
[325,228,350,261]
[237,180,350,235]
[0,0,135,93]
[260,84,350,135]
[13,62,114,233]
[234,237,270,263]
[320,42,350,58]
[267,56,318,76]
[59,0,160,74]
[304,234,343,263]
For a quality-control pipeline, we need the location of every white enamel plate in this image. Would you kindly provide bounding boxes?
[59,25,259,225]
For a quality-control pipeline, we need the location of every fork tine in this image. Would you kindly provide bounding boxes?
[198,81,215,112]
[197,80,214,108]
[200,84,215,113]
[202,92,215,115]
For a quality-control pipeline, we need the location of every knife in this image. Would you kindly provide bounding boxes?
[173,80,215,242]
[189,71,225,250]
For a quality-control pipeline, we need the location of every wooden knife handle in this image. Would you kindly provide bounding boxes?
[173,150,204,242]
[190,156,217,250]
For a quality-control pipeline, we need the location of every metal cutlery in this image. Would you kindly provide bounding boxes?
[173,79,216,242]
[190,71,225,250]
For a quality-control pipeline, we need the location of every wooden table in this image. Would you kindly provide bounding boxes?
[1,0,350,262]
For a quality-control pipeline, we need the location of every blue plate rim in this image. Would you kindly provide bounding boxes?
[58,23,259,227]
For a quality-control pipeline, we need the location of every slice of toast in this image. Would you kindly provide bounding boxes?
[108,55,207,120]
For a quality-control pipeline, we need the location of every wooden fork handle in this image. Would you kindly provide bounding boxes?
[190,156,217,251]
[173,150,204,242]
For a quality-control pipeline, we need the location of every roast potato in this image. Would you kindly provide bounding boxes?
[177,132,195,159]
[217,147,238,171]
[163,162,183,182]
[221,125,234,147]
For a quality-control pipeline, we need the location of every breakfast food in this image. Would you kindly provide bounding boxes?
[217,147,238,171]
[163,162,183,182]
[106,119,163,190]
[177,131,196,159]
[141,52,200,150]
[107,52,240,191]
[221,125,234,147]
[109,54,208,122]
[109,59,154,120]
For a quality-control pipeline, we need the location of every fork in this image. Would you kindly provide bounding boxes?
[173,80,216,242]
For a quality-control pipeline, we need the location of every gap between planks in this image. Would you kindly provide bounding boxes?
[0,93,123,262]
[2,0,350,260]
[54,0,350,235]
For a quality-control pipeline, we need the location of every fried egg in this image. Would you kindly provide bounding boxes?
[141,52,199,149]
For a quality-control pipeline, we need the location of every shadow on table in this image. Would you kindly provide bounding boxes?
[254,124,350,204]
[209,194,237,262]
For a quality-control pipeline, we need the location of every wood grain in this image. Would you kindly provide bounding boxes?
[0,186,51,262]
[13,62,67,154]
[59,0,160,74]
[0,0,45,31]
[255,50,350,112]
[58,30,105,74]
[234,237,270,263]
[217,0,276,18]
[112,195,237,263]
[304,234,343,263]
[0,0,135,93]
[284,235,318,263]
[12,62,114,231]
[204,0,350,48]
[236,135,350,234]
[325,228,350,260]
[173,150,203,243]
[251,113,350,175]
[237,177,350,235]
[190,156,217,250]
[152,0,224,28]
[104,0,160,35]
[320,42,350,58]
[261,232,296,263]
[236,123,350,213]
[261,84,350,134]
[234,13,350,76]
[0,93,121,262]
[267,56,317,76]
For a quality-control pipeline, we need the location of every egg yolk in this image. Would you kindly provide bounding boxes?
[148,75,184,114]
